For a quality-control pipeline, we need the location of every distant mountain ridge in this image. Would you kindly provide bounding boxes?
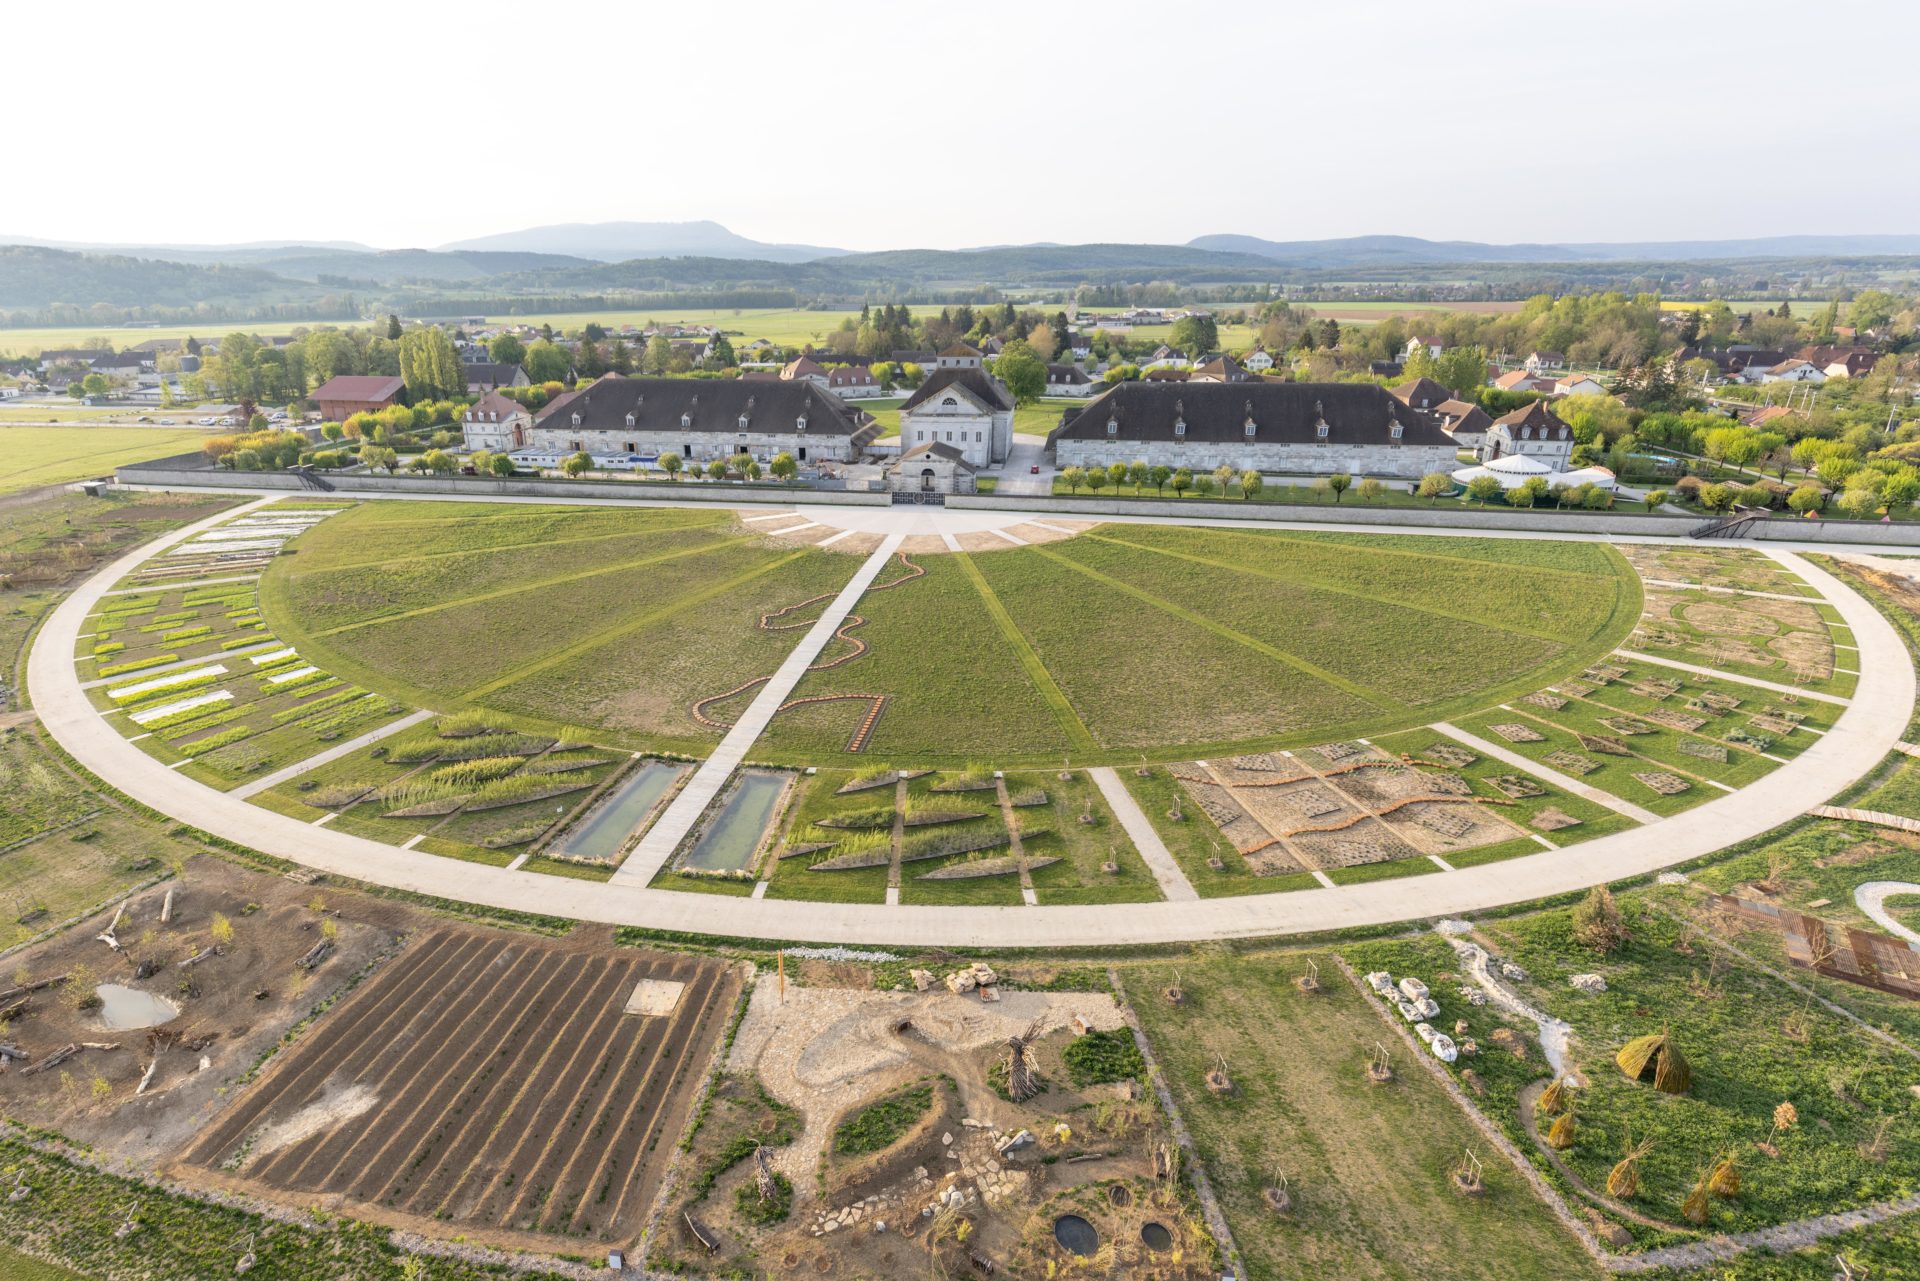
[1189,232,1920,265]
[436,220,851,264]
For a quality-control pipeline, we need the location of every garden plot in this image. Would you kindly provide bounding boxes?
[896,771,1028,907]
[1119,764,1316,896]
[77,580,276,683]
[1631,585,1853,697]
[1349,885,1920,1249]
[1166,762,1309,878]
[1453,708,1718,817]
[1563,659,1840,761]
[180,930,743,1252]
[760,768,900,904]
[127,506,343,584]
[86,637,411,791]
[251,713,630,869]
[1618,543,1819,597]
[1007,769,1161,905]
[1482,692,1780,794]
[0,856,402,1169]
[1130,952,1599,1281]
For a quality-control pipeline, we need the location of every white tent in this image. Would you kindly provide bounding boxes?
[1451,454,1617,492]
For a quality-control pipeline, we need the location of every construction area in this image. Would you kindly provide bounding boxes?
[650,961,1220,1279]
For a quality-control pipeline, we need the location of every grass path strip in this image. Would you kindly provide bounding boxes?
[304,514,729,574]
[462,550,815,700]
[1031,546,1399,711]
[311,534,755,638]
[1085,532,1601,645]
[950,551,1097,752]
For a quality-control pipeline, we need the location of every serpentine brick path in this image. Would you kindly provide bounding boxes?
[25,505,1918,945]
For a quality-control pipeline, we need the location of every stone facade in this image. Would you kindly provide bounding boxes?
[1052,437,1454,479]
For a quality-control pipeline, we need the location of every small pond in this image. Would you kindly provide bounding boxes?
[551,761,685,861]
[1141,1221,1173,1252]
[95,984,179,1031]
[683,771,786,872]
[1053,1214,1099,1257]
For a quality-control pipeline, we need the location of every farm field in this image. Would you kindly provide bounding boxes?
[180,928,743,1251]
[1129,953,1600,1281]
[0,426,211,494]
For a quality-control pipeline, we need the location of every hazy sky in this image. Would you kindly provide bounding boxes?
[11,0,1916,252]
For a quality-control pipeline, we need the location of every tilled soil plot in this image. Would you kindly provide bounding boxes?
[176,927,742,1252]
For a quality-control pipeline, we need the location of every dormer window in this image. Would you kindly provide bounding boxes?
[1390,422,1403,440]
[1245,419,1257,438]
[625,411,636,427]
[570,412,581,427]
[681,412,693,428]
[738,413,751,429]
[1174,417,1185,437]
[796,414,807,431]
[1106,417,1119,436]
[1316,422,1329,439]
[1244,400,1256,438]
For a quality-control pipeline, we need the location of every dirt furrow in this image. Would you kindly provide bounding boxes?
[471,957,655,1225]
[537,962,719,1233]
[593,966,736,1234]
[286,944,569,1195]
[403,955,630,1217]
[353,950,600,1209]
[182,929,476,1167]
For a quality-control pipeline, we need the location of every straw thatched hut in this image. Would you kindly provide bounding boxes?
[1616,1030,1691,1094]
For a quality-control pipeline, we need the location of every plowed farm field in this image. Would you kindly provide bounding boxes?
[178,928,742,1250]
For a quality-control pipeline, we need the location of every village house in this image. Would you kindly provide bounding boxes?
[1047,382,1453,479]
[459,390,534,452]
[520,374,879,468]
[780,355,830,386]
[1493,370,1559,395]
[1434,398,1494,451]
[462,361,529,394]
[1759,358,1825,384]
[1044,363,1096,396]
[1390,377,1452,411]
[1523,350,1566,373]
[897,346,1015,467]
[1405,335,1444,361]
[1481,399,1575,469]
[1242,348,1275,372]
[1799,345,1878,379]
[1552,373,1608,397]
[826,365,885,399]
[1189,354,1251,383]
[38,347,112,371]
[311,374,405,421]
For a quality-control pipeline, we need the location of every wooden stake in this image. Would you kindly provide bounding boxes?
[777,949,784,1001]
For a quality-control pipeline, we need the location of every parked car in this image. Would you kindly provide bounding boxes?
[1029,464,1040,473]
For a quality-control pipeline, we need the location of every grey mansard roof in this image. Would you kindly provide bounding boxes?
[533,375,878,445]
[1047,382,1451,449]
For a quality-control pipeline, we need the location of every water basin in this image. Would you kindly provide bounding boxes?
[551,761,685,861]
[1053,1214,1098,1257]
[683,771,786,872]
[1141,1221,1173,1252]
[95,984,179,1031]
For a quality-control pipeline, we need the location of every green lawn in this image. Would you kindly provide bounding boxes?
[0,425,210,494]
[0,1244,87,1280]
[1129,953,1600,1281]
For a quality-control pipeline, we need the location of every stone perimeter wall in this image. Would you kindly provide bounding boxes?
[947,492,1920,546]
[112,463,892,508]
[1053,439,1456,480]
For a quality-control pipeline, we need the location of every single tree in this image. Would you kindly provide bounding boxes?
[1106,462,1128,491]
[562,451,592,478]
[488,333,526,366]
[706,457,728,481]
[660,451,683,482]
[1086,468,1108,494]
[1643,488,1669,512]
[1171,468,1192,497]
[1213,464,1236,496]
[488,452,515,477]
[1239,469,1262,500]
[1126,460,1150,493]
[1357,477,1385,503]
[1061,465,1085,494]
[1572,885,1627,953]
[769,452,798,484]
[1327,472,1351,503]
[1192,474,1216,498]
[1466,475,1503,505]
[1149,464,1172,495]
[1417,472,1451,504]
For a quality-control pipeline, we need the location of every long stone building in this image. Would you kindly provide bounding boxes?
[1046,382,1454,478]
[514,374,881,466]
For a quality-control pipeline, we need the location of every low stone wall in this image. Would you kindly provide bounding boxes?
[112,465,892,508]
[948,493,1920,545]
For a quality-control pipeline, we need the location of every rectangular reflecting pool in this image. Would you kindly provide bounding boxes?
[550,760,686,862]
[683,770,787,872]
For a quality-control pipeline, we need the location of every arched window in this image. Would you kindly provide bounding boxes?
[941,396,958,407]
